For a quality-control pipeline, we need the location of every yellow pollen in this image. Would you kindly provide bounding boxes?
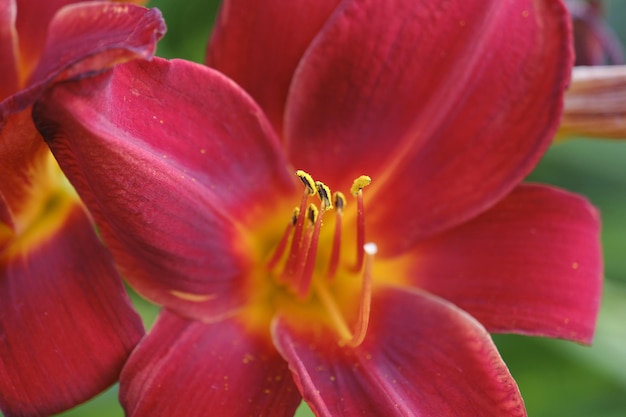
[315,181,333,211]
[350,175,372,196]
[296,170,317,196]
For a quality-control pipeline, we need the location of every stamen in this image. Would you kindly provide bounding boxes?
[351,175,371,271]
[293,220,314,292]
[266,207,299,270]
[334,192,346,214]
[270,170,377,347]
[282,174,316,281]
[296,170,317,196]
[306,204,318,225]
[326,192,346,279]
[315,181,333,211]
[297,204,326,299]
[350,175,371,197]
[346,242,377,347]
[290,203,317,286]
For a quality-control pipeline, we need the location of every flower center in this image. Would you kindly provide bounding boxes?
[1,152,78,259]
[264,170,376,347]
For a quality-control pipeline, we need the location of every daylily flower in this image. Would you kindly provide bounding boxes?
[0,1,165,416]
[33,0,602,416]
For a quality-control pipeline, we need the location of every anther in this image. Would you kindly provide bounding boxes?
[306,204,318,226]
[350,175,371,197]
[315,181,333,211]
[291,207,300,226]
[296,170,317,196]
[333,191,346,214]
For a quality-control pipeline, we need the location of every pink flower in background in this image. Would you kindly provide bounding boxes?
[0,1,165,415]
[33,0,602,416]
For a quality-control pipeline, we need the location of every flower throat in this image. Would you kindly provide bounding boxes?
[266,170,376,347]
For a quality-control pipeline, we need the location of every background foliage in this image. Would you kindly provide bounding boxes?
[10,0,625,416]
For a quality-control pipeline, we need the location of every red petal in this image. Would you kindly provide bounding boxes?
[28,2,165,84]
[120,311,301,417]
[0,111,48,217]
[273,287,525,417]
[0,194,13,254]
[2,2,165,119]
[0,0,19,100]
[284,0,572,250]
[33,58,296,320]
[206,0,340,136]
[0,204,144,417]
[14,0,85,78]
[412,184,602,344]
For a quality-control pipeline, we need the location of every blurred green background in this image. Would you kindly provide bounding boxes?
[17,0,626,416]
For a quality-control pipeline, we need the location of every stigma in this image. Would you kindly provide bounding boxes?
[266,170,375,347]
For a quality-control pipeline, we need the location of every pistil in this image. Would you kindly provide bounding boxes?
[350,175,371,271]
[314,242,377,347]
[346,242,376,347]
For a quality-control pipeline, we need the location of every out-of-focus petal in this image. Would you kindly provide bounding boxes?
[120,310,301,417]
[285,0,572,253]
[15,0,87,78]
[410,184,602,344]
[33,58,296,320]
[560,65,626,139]
[273,287,525,417]
[206,0,340,135]
[0,0,19,99]
[1,2,165,120]
[28,2,165,85]
[0,204,144,417]
[114,0,147,4]
[567,0,624,66]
